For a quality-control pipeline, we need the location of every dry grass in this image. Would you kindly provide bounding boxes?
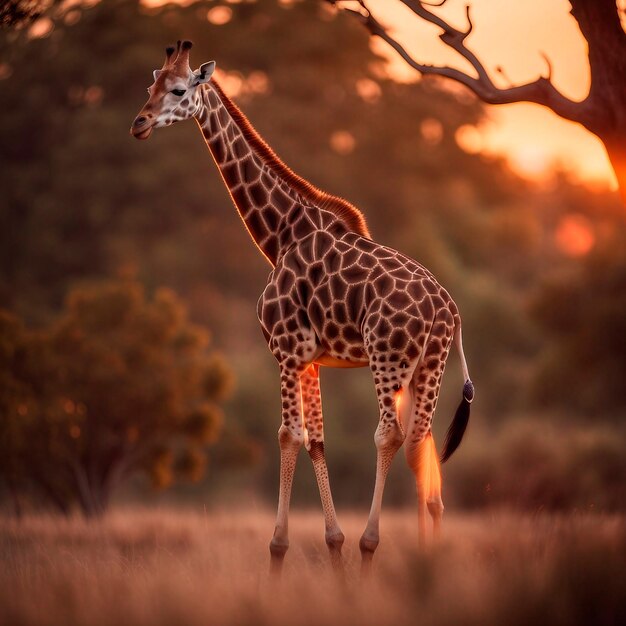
[1,507,624,626]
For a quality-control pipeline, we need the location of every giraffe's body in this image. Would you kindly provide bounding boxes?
[132,41,474,575]
[260,227,459,442]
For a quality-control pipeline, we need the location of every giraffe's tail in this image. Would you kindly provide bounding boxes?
[440,322,474,463]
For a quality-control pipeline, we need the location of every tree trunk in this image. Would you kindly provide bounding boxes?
[603,133,626,205]
[82,487,108,518]
[36,479,72,516]
[72,463,100,518]
[570,0,626,203]
[7,479,23,519]
[73,460,120,518]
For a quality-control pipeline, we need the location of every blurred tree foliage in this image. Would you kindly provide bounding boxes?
[445,418,626,512]
[531,217,626,417]
[0,280,237,516]
[0,0,624,511]
[0,0,56,29]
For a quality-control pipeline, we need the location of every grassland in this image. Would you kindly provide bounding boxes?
[1,507,624,626]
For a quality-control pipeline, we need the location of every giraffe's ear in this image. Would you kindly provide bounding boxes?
[193,61,216,85]
[153,69,162,82]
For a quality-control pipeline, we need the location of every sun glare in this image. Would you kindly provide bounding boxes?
[329,130,356,155]
[207,6,233,26]
[394,388,404,413]
[555,215,595,257]
[355,78,382,103]
[455,124,483,154]
[364,0,617,189]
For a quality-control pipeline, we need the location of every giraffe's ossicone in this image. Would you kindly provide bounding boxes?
[131,40,474,576]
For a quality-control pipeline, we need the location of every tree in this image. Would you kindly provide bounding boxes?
[0,281,234,516]
[1,0,623,509]
[329,0,626,204]
[1,1,44,28]
[0,311,34,516]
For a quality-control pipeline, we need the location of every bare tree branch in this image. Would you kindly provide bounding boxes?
[327,0,626,203]
[540,52,554,82]
[332,0,597,129]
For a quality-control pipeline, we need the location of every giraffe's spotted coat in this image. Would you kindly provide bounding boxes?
[131,41,473,574]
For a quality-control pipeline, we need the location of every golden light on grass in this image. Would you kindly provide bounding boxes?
[1,508,624,626]
[555,215,595,257]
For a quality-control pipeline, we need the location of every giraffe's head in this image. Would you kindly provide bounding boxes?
[130,40,215,140]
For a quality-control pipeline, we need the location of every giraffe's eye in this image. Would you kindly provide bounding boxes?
[171,89,186,97]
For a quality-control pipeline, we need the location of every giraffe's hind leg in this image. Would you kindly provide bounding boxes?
[301,364,345,571]
[359,357,415,576]
[406,431,443,545]
[405,345,450,547]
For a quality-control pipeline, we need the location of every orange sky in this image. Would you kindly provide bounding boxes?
[143,0,617,188]
[365,0,617,189]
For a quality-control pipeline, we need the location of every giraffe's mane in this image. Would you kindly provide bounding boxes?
[209,80,371,239]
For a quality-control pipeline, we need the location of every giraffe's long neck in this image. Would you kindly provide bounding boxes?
[194,81,369,266]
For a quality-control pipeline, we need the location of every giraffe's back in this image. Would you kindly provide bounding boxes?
[259,229,457,369]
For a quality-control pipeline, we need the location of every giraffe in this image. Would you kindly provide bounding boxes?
[131,41,474,575]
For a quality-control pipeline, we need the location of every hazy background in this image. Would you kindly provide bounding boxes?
[1,0,625,516]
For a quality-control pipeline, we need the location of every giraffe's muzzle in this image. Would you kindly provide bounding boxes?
[130,115,153,140]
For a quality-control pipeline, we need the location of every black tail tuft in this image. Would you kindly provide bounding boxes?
[440,380,473,463]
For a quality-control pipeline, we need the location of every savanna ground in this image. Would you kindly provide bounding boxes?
[1,507,624,626]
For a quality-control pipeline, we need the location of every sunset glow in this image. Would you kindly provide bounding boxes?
[330,130,356,155]
[135,0,619,188]
[555,215,595,257]
[365,0,618,189]
[455,124,483,155]
[416,435,442,501]
[1,3,624,622]
[394,388,404,414]
[206,5,233,25]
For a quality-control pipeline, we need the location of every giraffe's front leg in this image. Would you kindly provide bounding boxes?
[301,364,345,572]
[269,366,304,576]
